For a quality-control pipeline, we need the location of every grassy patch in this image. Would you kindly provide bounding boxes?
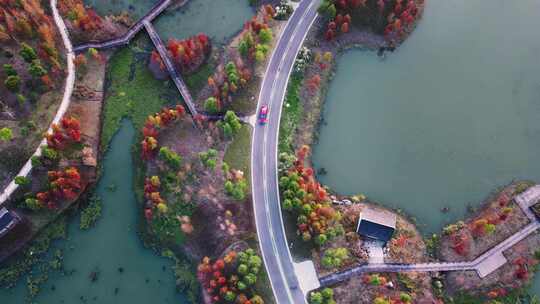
[101,48,179,151]
[278,73,303,154]
[184,58,216,95]
[228,75,260,115]
[224,124,252,180]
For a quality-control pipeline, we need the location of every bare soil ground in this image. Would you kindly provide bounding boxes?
[0,55,105,262]
[440,182,540,297]
[0,37,66,190]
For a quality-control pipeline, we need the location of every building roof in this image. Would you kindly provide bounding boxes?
[356,208,397,243]
[359,208,396,229]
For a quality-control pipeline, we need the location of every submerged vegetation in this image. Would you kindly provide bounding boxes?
[80,196,102,230]
[101,48,177,150]
[0,217,67,292]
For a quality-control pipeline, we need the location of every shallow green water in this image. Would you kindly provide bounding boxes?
[312,0,540,295]
[0,121,186,303]
[84,0,253,43]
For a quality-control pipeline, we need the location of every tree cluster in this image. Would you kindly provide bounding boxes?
[197,248,265,304]
[238,17,273,62]
[321,247,350,269]
[149,33,211,78]
[1,0,59,60]
[28,167,82,210]
[3,43,55,104]
[143,175,194,244]
[205,60,252,113]
[45,116,82,150]
[371,293,413,304]
[159,146,182,170]
[199,148,218,170]
[59,0,103,33]
[318,0,420,42]
[279,146,344,244]
[223,165,248,201]
[308,288,336,304]
[217,111,242,139]
[141,105,186,160]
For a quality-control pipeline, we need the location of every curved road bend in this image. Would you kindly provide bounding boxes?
[251,0,319,303]
[0,0,76,206]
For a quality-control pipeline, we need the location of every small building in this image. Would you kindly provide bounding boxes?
[0,207,21,238]
[356,208,396,245]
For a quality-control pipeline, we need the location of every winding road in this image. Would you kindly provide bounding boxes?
[253,0,540,301]
[0,0,76,206]
[250,0,319,303]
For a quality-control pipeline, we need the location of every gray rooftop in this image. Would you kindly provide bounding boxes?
[358,208,397,229]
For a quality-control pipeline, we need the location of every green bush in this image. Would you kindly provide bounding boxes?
[41,146,59,160]
[4,75,21,92]
[258,28,273,44]
[199,149,218,169]
[31,156,42,167]
[28,60,47,78]
[317,0,336,19]
[3,64,17,76]
[217,110,242,139]
[22,198,42,211]
[80,196,102,230]
[14,176,30,186]
[0,127,13,141]
[159,146,182,170]
[204,97,219,114]
[19,43,37,63]
[321,247,349,269]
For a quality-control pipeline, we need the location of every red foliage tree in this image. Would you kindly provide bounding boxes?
[45,116,81,150]
[36,167,82,209]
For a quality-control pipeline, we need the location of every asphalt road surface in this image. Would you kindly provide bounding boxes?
[250,0,319,303]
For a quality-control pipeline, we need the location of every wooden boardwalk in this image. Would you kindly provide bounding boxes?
[319,187,540,287]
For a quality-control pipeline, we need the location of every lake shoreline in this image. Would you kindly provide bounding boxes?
[280,0,540,302]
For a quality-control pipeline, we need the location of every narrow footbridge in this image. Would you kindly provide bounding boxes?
[72,0,198,117]
[73,0,173,53]
[143,21,198,116]
[319,188,540,287]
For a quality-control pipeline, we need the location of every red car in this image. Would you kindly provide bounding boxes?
[258,105,269,125]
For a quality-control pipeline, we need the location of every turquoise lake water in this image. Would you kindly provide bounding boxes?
[84,0,253,43]
[312,0,540,296]
[0,121,187,303]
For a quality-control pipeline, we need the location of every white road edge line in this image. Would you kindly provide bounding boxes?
[0,0,75,206]
[251,1,317,303]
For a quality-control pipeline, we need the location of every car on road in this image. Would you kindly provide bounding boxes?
[0,207,21,238]
[258,105,269,125]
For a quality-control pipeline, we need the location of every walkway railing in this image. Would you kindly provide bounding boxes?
[73,0,173,53]
[143,21,198,117]
[319,187,540,287]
